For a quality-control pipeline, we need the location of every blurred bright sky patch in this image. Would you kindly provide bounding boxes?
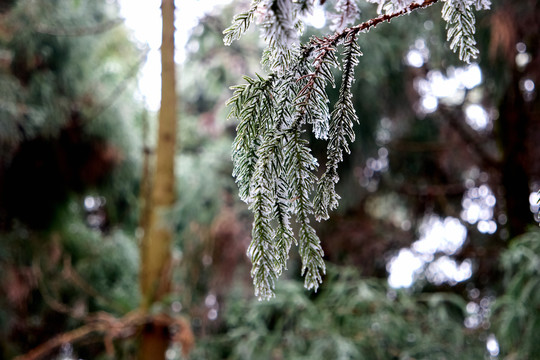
[388,216,472,288]
[119,0,231,110]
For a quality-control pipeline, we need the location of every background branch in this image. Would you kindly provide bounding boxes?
[13,311,194,360]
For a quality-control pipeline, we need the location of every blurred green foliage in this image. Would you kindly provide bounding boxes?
[494,229,540,358]
[0,0,143,357]
[194,266,486,359]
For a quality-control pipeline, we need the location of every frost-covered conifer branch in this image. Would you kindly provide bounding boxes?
[272,171,295,274]
[259,0,302,72]
[225,0,489,299]
[248,187,279,299]
[442,0,490,63]
[248,129,282,298]
[295,41,339,139]
[314,33,362,221]
[223,0,263,46]
[229,74,275,201]
[330,0,361,32]
[284,126,325,291]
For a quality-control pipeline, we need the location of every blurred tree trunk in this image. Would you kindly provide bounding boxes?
[499,68,533,239]
[139,0,177,358]
[497,0,539,239]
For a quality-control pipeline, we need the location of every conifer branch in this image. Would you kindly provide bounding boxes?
[229,75,275,202]
[285,127,325,291]
[227,0,490,299]
[315,33,362,221]
[223,0,263,46]
[273,173,295,274]
[295,41,339,139]
[442,0,481,63]
[307,0,440,52]
[248,189,279,299]
[330,0,361,32]
[260,0,303,73]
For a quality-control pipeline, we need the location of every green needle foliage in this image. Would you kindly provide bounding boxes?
[195,267,486,359]
[225,0,490,299]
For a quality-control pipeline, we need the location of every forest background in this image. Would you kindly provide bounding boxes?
[0,0,539,359]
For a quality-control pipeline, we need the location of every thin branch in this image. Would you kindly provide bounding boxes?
[87,48,149,120]
[13,311,194,360]
[34,18,124,37]
[309,0,440,49]
[33,255,126,317]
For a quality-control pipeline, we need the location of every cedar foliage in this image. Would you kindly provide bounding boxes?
[225,0,490,299]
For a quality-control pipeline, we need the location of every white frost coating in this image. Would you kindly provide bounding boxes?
[442,0,483,63]
[313,114,330,140]
[260,1,298,43]
[255,0,304,73]
[329,0,360,32]
[274,0,299,45]
[473,0,491,10]
[366,0,415,15]
[445,0,491,11]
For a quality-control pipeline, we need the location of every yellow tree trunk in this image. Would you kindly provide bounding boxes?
[139,0,177,358]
